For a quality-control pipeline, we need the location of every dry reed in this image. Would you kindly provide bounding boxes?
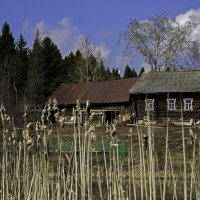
[0,101,199,199]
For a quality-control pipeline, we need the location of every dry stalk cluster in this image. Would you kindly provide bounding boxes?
[0,101,199,199]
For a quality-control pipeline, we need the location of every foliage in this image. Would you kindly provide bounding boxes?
[123,65,137,78]
[61,50,83,83]
[3,16,200,111]
[0,22,16,111]
[26,29,45,107]
[15,34,29,99]
[0,22,124,112]
[41,36,62,97]
[138,66,145,77]
[76,35,108,82]
[0,22,15,60]
[119,13,200,71]
[110,68,121,80]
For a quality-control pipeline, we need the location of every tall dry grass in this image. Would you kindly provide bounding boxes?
[0,101,200,199]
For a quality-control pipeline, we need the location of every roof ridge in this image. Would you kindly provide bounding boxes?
[130,70,200,94]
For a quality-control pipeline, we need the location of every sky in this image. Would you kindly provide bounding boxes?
[0,0,200,74]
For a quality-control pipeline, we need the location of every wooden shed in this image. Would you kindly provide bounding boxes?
[49,78,137,124]
[129,71,200,122]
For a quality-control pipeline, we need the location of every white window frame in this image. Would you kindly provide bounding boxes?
[167,98,176,111]
[183,98,193,111]
[145,99,154,111]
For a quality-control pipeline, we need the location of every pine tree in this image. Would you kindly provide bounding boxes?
[41,36,62,97]
[98,60,108,81]
[123,65,137,79]
[111,68,121,80]
[62,50,83,83]
[0,22,15,61]
[26,29,45,107]
[138,66,145,77]
[123,65,131,79]
[103,67,112,80]
[106,68,111,79]
[62,48,108,83]
[15,34,29,100]
[0,22,16,110]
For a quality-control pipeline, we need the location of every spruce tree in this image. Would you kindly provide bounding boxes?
[0,22,15,61]
[15,34,29,99]
[123,65,131,79]
[62,50,83,83]
[41,36,62,97]
[111,68,121,80]
[0,22,16,110]
[98,60,108,81]
[26,29,45,107]
[138,66,145,77]
[123,65,137,79]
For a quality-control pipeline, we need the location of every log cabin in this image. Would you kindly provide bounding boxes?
[129,71,200,122]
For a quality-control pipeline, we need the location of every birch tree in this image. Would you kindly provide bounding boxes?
[119,13,200,71]
[76,35,107,82]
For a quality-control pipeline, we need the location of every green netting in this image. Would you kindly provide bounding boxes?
[91,140,128,153]
[0,140,128,154]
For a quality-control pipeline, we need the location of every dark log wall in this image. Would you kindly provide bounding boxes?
[136,99,157,120]
[131,93,200,121]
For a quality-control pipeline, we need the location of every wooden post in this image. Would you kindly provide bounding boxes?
[142,135,148,148]
[184,137,189,146]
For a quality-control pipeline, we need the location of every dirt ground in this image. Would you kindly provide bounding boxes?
[58,123,200,146]
[53,122,200,170]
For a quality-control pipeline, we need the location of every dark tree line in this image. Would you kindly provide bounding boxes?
[0,22,140,113]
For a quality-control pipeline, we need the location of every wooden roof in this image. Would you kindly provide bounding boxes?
[50,78,137,105]
[129,71,200,94]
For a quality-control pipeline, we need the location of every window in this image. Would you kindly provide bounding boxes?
[167,99,176,111]
[183,98,193,111]
[145,99,154,111]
